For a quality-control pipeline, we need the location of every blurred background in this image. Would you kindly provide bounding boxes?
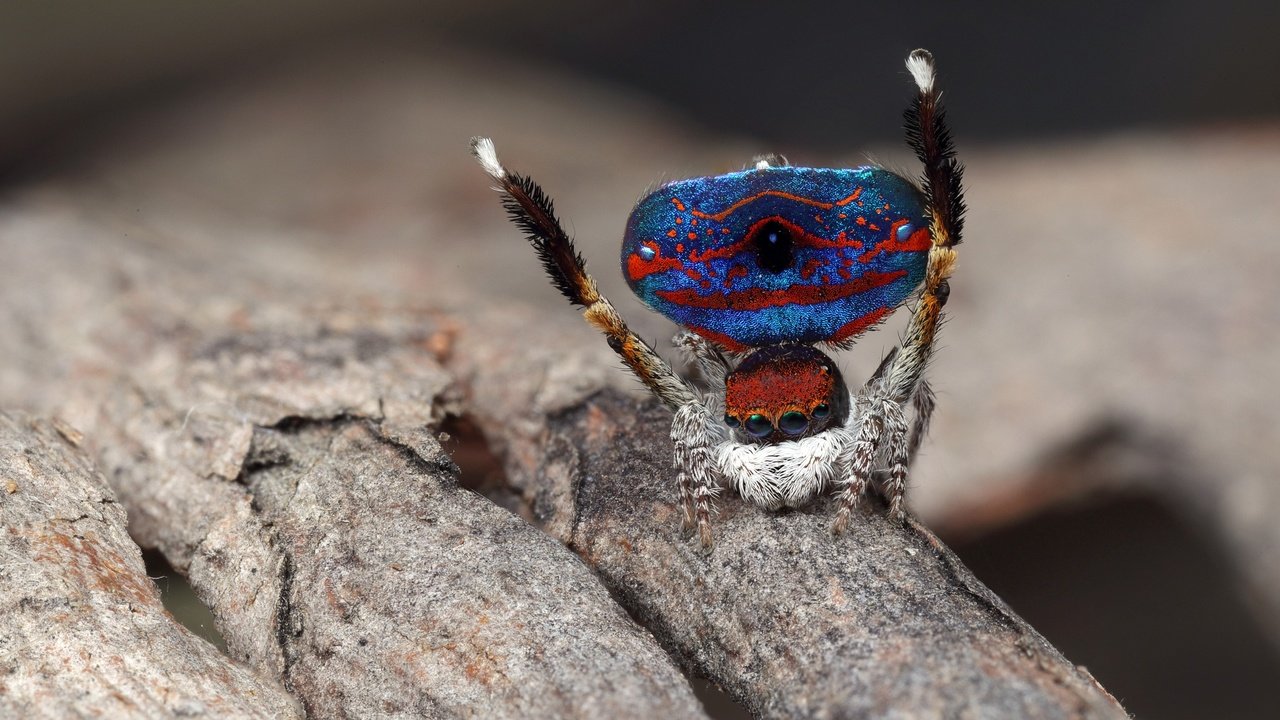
[3,2,1279,718]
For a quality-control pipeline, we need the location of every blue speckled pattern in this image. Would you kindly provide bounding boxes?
[621,166,931,349]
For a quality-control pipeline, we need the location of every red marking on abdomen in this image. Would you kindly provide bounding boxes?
[857,220,932,263]
[724,264,749,288]
[800,258,824,280]
[831,306,892,343]
[626,244,684,281]
[688,217,867,265]
[835,231,863,250]
[656,270,905,311]
[686,324,748,352]
[690,187,862,222]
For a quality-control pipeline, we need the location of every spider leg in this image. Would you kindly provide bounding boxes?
[471,138,698,412]
[906,380,936,466]
[885,49,965,402]
[672,402,724,549]
[474,138,725,545]
[833,50,964,533]
[876,399,911,520]
[673,331,731,388]
[832,410,880,535]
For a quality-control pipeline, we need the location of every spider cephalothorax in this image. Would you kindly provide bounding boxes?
[473,49,964,547]
[723,345,849,443]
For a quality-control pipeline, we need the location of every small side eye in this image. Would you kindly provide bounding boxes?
[779,411,809,435]
[812,404,831,420]
[723,414,740,428]
[744,414,773,438]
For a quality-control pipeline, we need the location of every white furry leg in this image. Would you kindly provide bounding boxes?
[673,331,730,387]
[672,402,723,549]
[831,409,882,535]
[906,380,936,466]
[875,399,911,520]
[675,467,696,530]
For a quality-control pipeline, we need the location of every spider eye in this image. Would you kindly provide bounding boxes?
[812,403,831,420]
[778,411,808,436]
[744,414,773,438]
[723,414,740,428]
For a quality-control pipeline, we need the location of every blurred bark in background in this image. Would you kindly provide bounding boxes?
[3,0,1280,167]
[1,3,1278,718]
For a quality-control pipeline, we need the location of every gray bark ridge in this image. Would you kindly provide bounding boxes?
[0,411,303,719]
[456,314,1129,720]
[86,326,708,719]
[0,195,707,718]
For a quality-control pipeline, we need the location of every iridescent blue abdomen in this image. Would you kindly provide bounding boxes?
[622,166,930,350]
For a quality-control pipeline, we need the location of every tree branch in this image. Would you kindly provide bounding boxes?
[0,412,302,718]
[0,45,1133,719]
[457,319,1129,719]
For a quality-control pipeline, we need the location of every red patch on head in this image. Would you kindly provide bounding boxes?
[725,352,835,421]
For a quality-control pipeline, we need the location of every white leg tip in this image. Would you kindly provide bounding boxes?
[470,136,505,179]
[906,49,936,94]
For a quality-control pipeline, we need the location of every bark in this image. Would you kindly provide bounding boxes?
[457,320,1127,719]
[10,248,704,717]
[0,411,302,718]
[0,46,1141,718]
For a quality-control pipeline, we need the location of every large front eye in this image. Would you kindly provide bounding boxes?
[744,414,773,438]
[778,411,809,436]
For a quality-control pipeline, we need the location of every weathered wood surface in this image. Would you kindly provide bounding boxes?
[457,318,1125,718]
[14,45,1268,717]
[0,223,706,718]
[0,218,1126,720]
[0,411,303,719]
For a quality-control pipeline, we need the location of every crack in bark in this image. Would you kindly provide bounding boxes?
[274,549,299,691]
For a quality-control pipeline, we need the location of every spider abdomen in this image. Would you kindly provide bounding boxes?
[622,166,930,351]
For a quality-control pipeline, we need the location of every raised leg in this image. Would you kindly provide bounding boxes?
[471,138,698,412]
[833,50,965,533]
[881,49,965,403]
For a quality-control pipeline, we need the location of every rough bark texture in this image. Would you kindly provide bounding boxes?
[456,323,1126,719]
[0,412,303,718]
[0,227,706,717]
[19,43,1279,717]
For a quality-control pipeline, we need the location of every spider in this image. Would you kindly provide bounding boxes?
[472,49,964,548]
